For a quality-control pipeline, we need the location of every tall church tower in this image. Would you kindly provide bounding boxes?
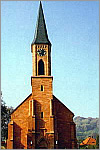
[7,2,77,149]
[31,1,54,148]
[31,1,51,76]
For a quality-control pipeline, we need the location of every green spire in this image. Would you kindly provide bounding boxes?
[32,1,51,45]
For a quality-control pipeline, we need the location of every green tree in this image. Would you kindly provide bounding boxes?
[1,92,13,141]
[96,135,99,149]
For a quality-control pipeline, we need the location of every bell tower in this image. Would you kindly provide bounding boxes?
[31,1,51,77]
[7,2,77,149]
[31,1,54,149]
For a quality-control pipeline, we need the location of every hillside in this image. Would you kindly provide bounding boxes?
[74,116,99,140]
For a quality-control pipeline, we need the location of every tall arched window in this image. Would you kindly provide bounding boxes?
[38,59,44,75]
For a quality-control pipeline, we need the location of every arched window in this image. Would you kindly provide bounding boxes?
[38,59,44,75]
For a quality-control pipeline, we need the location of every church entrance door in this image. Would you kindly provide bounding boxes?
[37,138,48,149]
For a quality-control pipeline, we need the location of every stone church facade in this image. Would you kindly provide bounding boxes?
[7,2,77,149]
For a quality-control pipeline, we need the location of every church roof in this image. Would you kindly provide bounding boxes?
[32,1,51,45]
[80,137,96,146]
[53,95,74,115]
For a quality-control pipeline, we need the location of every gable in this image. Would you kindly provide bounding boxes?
[11,93,32,115]
[53,95,74,116]
[11,94,74,117]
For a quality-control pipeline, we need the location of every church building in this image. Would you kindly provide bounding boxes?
[7,2,77,149]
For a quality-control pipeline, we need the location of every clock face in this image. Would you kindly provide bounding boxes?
[37,49,46,56]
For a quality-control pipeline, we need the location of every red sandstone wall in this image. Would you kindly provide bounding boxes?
[7,121,13,149]
[31,76,54,149]
[7,91,77,149]
[7,94,32,149]
[53,95,77,149]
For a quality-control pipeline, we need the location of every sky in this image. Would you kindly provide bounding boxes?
[1,1,99,118]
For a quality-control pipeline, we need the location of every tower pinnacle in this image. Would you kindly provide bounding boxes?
[32,1,51,45]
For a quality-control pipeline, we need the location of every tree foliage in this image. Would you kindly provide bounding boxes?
[74,116,99,140]
[96,135,99,149]
[1,92,13,141]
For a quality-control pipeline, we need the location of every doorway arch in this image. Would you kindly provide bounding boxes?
[37,138,48,149]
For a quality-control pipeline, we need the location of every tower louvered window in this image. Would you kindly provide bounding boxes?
[38,59,44,75]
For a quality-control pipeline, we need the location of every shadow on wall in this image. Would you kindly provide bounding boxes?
[13,100,54,149]
[27,100,49,148]
[13,122,25,149]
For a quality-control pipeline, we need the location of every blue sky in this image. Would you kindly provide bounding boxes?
[1,1,99,118]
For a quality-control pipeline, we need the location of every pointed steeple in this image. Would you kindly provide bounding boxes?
[32,1,51,45]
